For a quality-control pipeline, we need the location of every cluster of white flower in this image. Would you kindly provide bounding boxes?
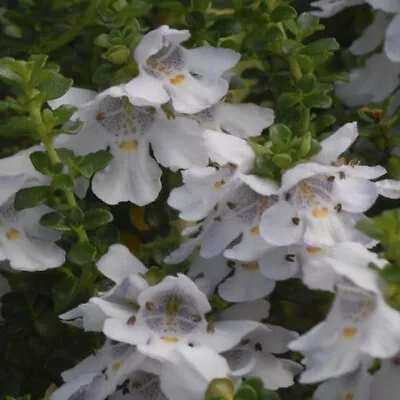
[1,23,400,400]
[311,0,400,108]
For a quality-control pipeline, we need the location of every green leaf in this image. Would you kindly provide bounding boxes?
[37,72,73,102]
[260,388,280,400]
[52,104,77,126]
[206,378,235,400]
[0,116,37,137]
[244,378,264,394]
[106,45,130,65]
[388,156,400,179]
[381,265,400,283]
[186,11,206,29]
[67,242,97,266]
[40,212,70,231]
[270,5,297,22]
[303,93,332,109]
[84,208,114,230]
[356,219,385,241]
[57,120,83,135]
[30,151,53,175]
[66,207,84,226]
[314,114,336,132]
[14,186,51,211]
[301,38,339,56]
[0,58,23,85]
[296,12,324,39]
[79,150,113,178]
[212,18,241,37]
[299,132,312,156]
[272,153,292,168]
[192,0,210,10]
[298,73,316,93]
[52,175,75,192]
[269,124,292,144]
[277,92,299,109]
[234,384,258,400]
[52,276,77,302]
[34,313,64,337]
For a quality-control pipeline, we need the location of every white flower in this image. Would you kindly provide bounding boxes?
[50,87,208,206]
[125,25,240,114]
[60,244,148,331]
[160,346,231,400]
[222,324,302,390]
[188,254,275,302]
[259,123,385,247]
[375,179,400,198]
[92,273,258,361]
[51,372,105,400]
[166,183,277,262]
[0,149,42,205]
[310,0,364,18]
[369,354,400,400]
[191,102,274,138]
[313,359,373,400]
[52,340,160,400]
[0,198,65,271]
[336,53,400,107]
[289,279,400,383]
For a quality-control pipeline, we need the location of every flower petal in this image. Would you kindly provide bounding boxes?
[350,11,391,55]
[150,117,208,171]
[260,201,305,246]
[218,265,275,302]
[124,75,170,107]
[213,102,274,138]
[97,244,147,283]
[103,318,150,346]
[312,122,358,165]
[334,177,378,213]
[186,46,240,75]
[204,130,255,170]
[259,246,300,280]
[92,142,162,206]
[160,346,230,400]
[376,179,400,199]
[218,299,270,322]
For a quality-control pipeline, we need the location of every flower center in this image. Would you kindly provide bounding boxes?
[145,42,185,79]
[96,97,155,146]
[290,175,335,213]
[141,290,204,335]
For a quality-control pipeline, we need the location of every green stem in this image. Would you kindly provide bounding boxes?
[28,102,89,243]
[39,0,97,54]
[300,106,310,135]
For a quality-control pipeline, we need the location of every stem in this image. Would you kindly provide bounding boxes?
[265,0,310,133]
[38,0,97,54]
[300,106,310,135]
[28,102,89,243]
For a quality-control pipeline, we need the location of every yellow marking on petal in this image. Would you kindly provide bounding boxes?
[112,362,122,371]
[6,229,20,240]
[306,247,322,254]
[344,393,354,400]
[170,74,186,86]
[250,226,260,236]
[312,207,328,218]
[213,180,225,189]
[242,262,260,271]
[118,140,138,150]
[160,336,179,343]
[342,327,357,339]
